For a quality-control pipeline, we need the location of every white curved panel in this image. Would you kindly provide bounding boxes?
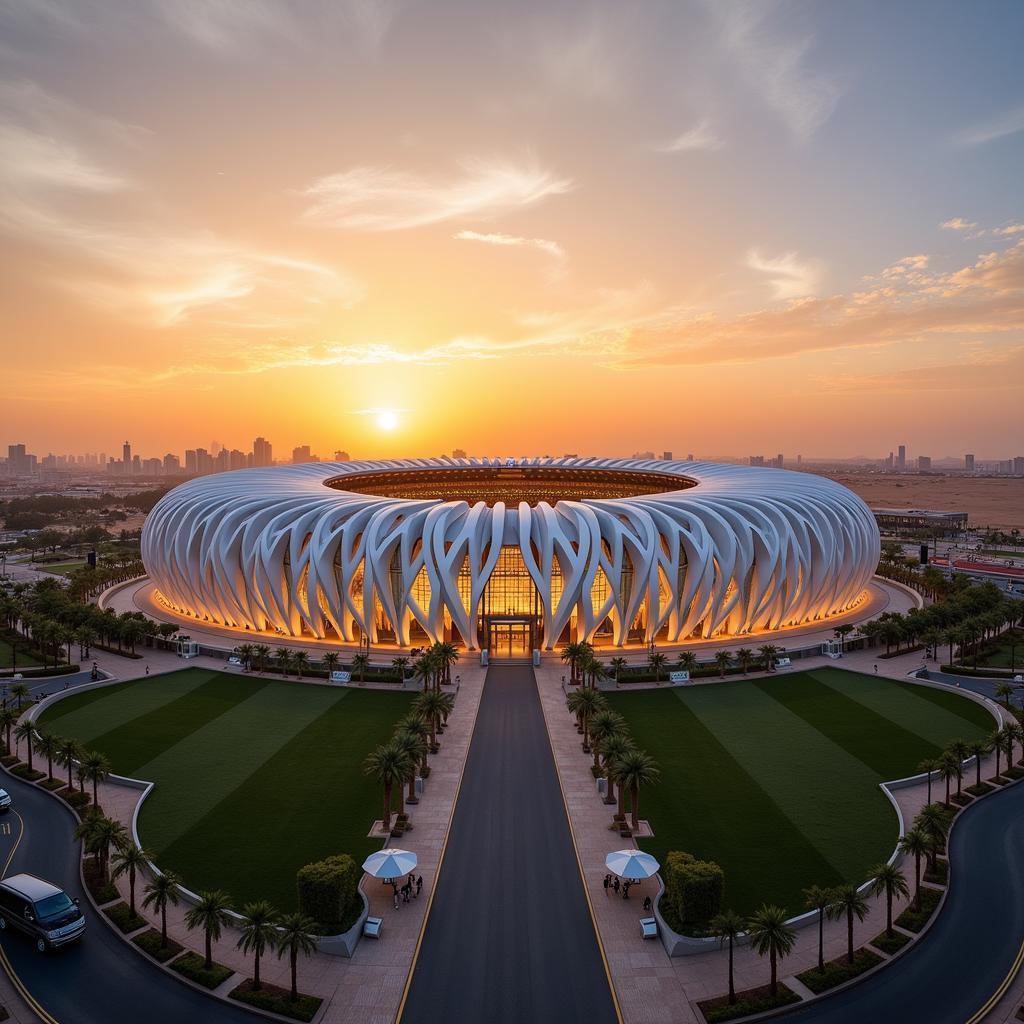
[141,458,880,650]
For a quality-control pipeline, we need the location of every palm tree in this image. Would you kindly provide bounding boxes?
[412,690,447,749]
[142,871,182,947]
[432,641,459,687]
[589,709,625,772]
[967,740,989,790]
[613,749,660,831]
[111,843,151,915]
[937,754,959,807]
[10,683,29,709]
[734,648,754,675]
[713,650,734,679]
[898,827,929,910]
[237,644,255,671]
[608,657,627,684]
[827,884,869,964]
[34,729,59,782]
[1006,722,1023,767]
[321,651,340,677]
[0,707,16,754]
[917,758,939,804]
[561,641,587,684]
[351,652,370,684]
[253,644,270,673]
[292,651,309,678]
[275,912,318,1002]
[996,682,1016,709]
[398,714,431,777]
[363,741,413,833]
[76,813,128,882]
[648,651,668,682]
[946,740,970,799]
[56,736,82,791]
[391,656,409,681]
[13,721,34,770]
[185,890,233,971]
[274,647,292,677]
[82,750,112,809]
[803,885,832,972]
[867,863,909,938]
[566,687,604,753]
[989,728,1006,780]
[757,645,779,672]
[599,733,634,808]
[392,729,426,809]
[710,910,745,1004]
[747,905,796,996]
[675,651,699,676]
[237,901,279,990]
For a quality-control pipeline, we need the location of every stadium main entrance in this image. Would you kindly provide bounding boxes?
[486,617,535,658]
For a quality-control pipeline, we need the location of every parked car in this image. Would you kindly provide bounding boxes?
[0,874,85,951]
[0,789,11,811]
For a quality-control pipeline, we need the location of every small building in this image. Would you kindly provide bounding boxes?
[871,507,969,535]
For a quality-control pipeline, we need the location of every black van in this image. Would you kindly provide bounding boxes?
[0,873,85,951]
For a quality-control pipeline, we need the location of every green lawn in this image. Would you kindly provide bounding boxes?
[605,667,994,919]
[39,669,411,911]
[0,638,43,669]
[37,561,87,576]
[975,629,1024,670]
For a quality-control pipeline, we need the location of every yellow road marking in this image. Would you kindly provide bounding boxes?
[964,935,1024,1024]
[0,809,61,1024]
[394,682,482,1023]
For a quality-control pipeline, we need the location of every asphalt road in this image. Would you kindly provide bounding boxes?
[0,767,261,1024]
[779,776,1024,1024]
[401,665,619,1024]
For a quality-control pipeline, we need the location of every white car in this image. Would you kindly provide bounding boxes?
[0,790,11,812]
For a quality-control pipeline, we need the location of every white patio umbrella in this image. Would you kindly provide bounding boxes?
[362,849,418,879]
[605,849,659,881]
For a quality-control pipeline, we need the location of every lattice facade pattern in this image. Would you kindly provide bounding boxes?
[141,458,880,649]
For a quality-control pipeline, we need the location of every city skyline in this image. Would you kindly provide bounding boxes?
[2,0,1022,457]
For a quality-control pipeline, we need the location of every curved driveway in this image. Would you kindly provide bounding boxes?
[401,665,619,1024]
[781,778,1024,1024]
[0,768,260,1024]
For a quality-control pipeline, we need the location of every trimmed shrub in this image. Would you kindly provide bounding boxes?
[133,927,183,962]
[230,980,322,1022]
[662,850,724,931]
[296,854,360,935]
[171,951,233,989]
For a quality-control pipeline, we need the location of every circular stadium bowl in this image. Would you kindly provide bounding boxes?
[141,458,880,651]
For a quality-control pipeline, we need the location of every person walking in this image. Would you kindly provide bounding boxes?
[622,881,631,899]
[603,874,610,897]
[416,876,423,897]
[613,877,620,896]
[393,891,400,910]
[643,896,652,913]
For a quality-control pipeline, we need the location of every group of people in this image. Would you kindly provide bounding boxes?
[603,874,653,912]
[392,873,423,909]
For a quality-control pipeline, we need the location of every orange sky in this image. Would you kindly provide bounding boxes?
[2,1,1023,460]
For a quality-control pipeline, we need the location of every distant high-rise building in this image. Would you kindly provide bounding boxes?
[1014,456,1024,475]
[917,456,931,471]
[163,453,181,474]
[775,453,784,468]
[6,444,36,477]
[292,445,312,464]
[998,459,1013,474]
[749,455,764,466]
[686,453,694,461]
[897,444,906,469]
[228,449,247,470]
[796,454,802,465]
[252,436,273,467]
[132,454,141,474]
[965,453,975,472]
[185,449,197,475]
[662,451,673,461]
[195,448,213,474]
[452,448,467,459]
[210,441,223,457]
[122,441,131,466]
[334,450,350,461]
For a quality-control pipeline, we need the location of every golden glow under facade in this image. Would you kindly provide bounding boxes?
[141,458,880,653]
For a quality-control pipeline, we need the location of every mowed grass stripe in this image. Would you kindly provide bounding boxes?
[679,681,894,883]
[754,676,948,778]
[82,675,273,777]
[38,669,220,745]
[810,668,995,745]
[137,683,350,852]
[154,689,412,911]
[605,689,842,915]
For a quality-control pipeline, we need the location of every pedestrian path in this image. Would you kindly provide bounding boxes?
[400,664,619,1024]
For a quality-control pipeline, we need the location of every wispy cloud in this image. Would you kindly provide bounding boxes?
[941,217,977,232]
[707,3,841,140]
[746,249,821,298]
[655,119,724,153]
[995,223,1024,237]
[300,158,572,231]
[956,104,1024,146]
[455,229,566,279]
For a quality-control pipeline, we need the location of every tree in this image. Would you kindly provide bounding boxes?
[82,749,112,809]
[613,749,660,831]
[757,645,780,672]
[608,657,627,684]
[13,721,34,770]
[747,905,796,996]
[710,910,745,1004]
[398,714,431,778]
[937,754,959,807]
[0,707,17,754]
[75,813,128,883]
[675,651,699,676]
[10,683,29,709]
[868,863,909,938]
[968,739,989,790]
[351,652,370,684]
[566,687,604,753]
[599,733,634,808]
[391,655,408,681]
[237,644,255,670]
[185,890,233,970]
[274,647,292,677]
[589,709,625,772]
[917,758,939,804]
[898,827,929,910]
[561,641,587,684]
[292,651,309,678]
[34,729,59,782]
[945,740,970,800]
[803,885,832,973]
[142,870,182,947]
[275,912,318,1002]
[392,729,426,809]
[713,650,733,679]
[996,682,1015,709]
[648,651,668,682]
[254,644,270,673]
[916,804,948,872]
[734,648,753,675]
[237,901,280,991]
[112,843,151,915]
[363,741,413,833]
[827,884,869,964]
[989,728,1006,780]
[55,736,82,791]
[412,690,447,750]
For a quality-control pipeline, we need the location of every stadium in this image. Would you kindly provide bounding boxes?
[141,458,880,654]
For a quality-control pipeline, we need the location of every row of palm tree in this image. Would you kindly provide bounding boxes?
[363,689,455,832]
[6,717,111,805]
[565,687,659,830]
[917,726,1023,810]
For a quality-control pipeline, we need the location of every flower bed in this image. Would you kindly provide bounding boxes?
[229,979,323,1022]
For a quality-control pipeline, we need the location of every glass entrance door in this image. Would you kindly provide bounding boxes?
[489,621,531,657]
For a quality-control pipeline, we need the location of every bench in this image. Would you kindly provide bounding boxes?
[363,916,383,939]
[640,917,658,939]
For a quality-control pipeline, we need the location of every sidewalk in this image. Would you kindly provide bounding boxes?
[534,654,1009,1024]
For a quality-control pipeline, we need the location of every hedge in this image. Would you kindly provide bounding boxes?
[0,663,80,679]
[296,854,361,935]
[661,850,724,931]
